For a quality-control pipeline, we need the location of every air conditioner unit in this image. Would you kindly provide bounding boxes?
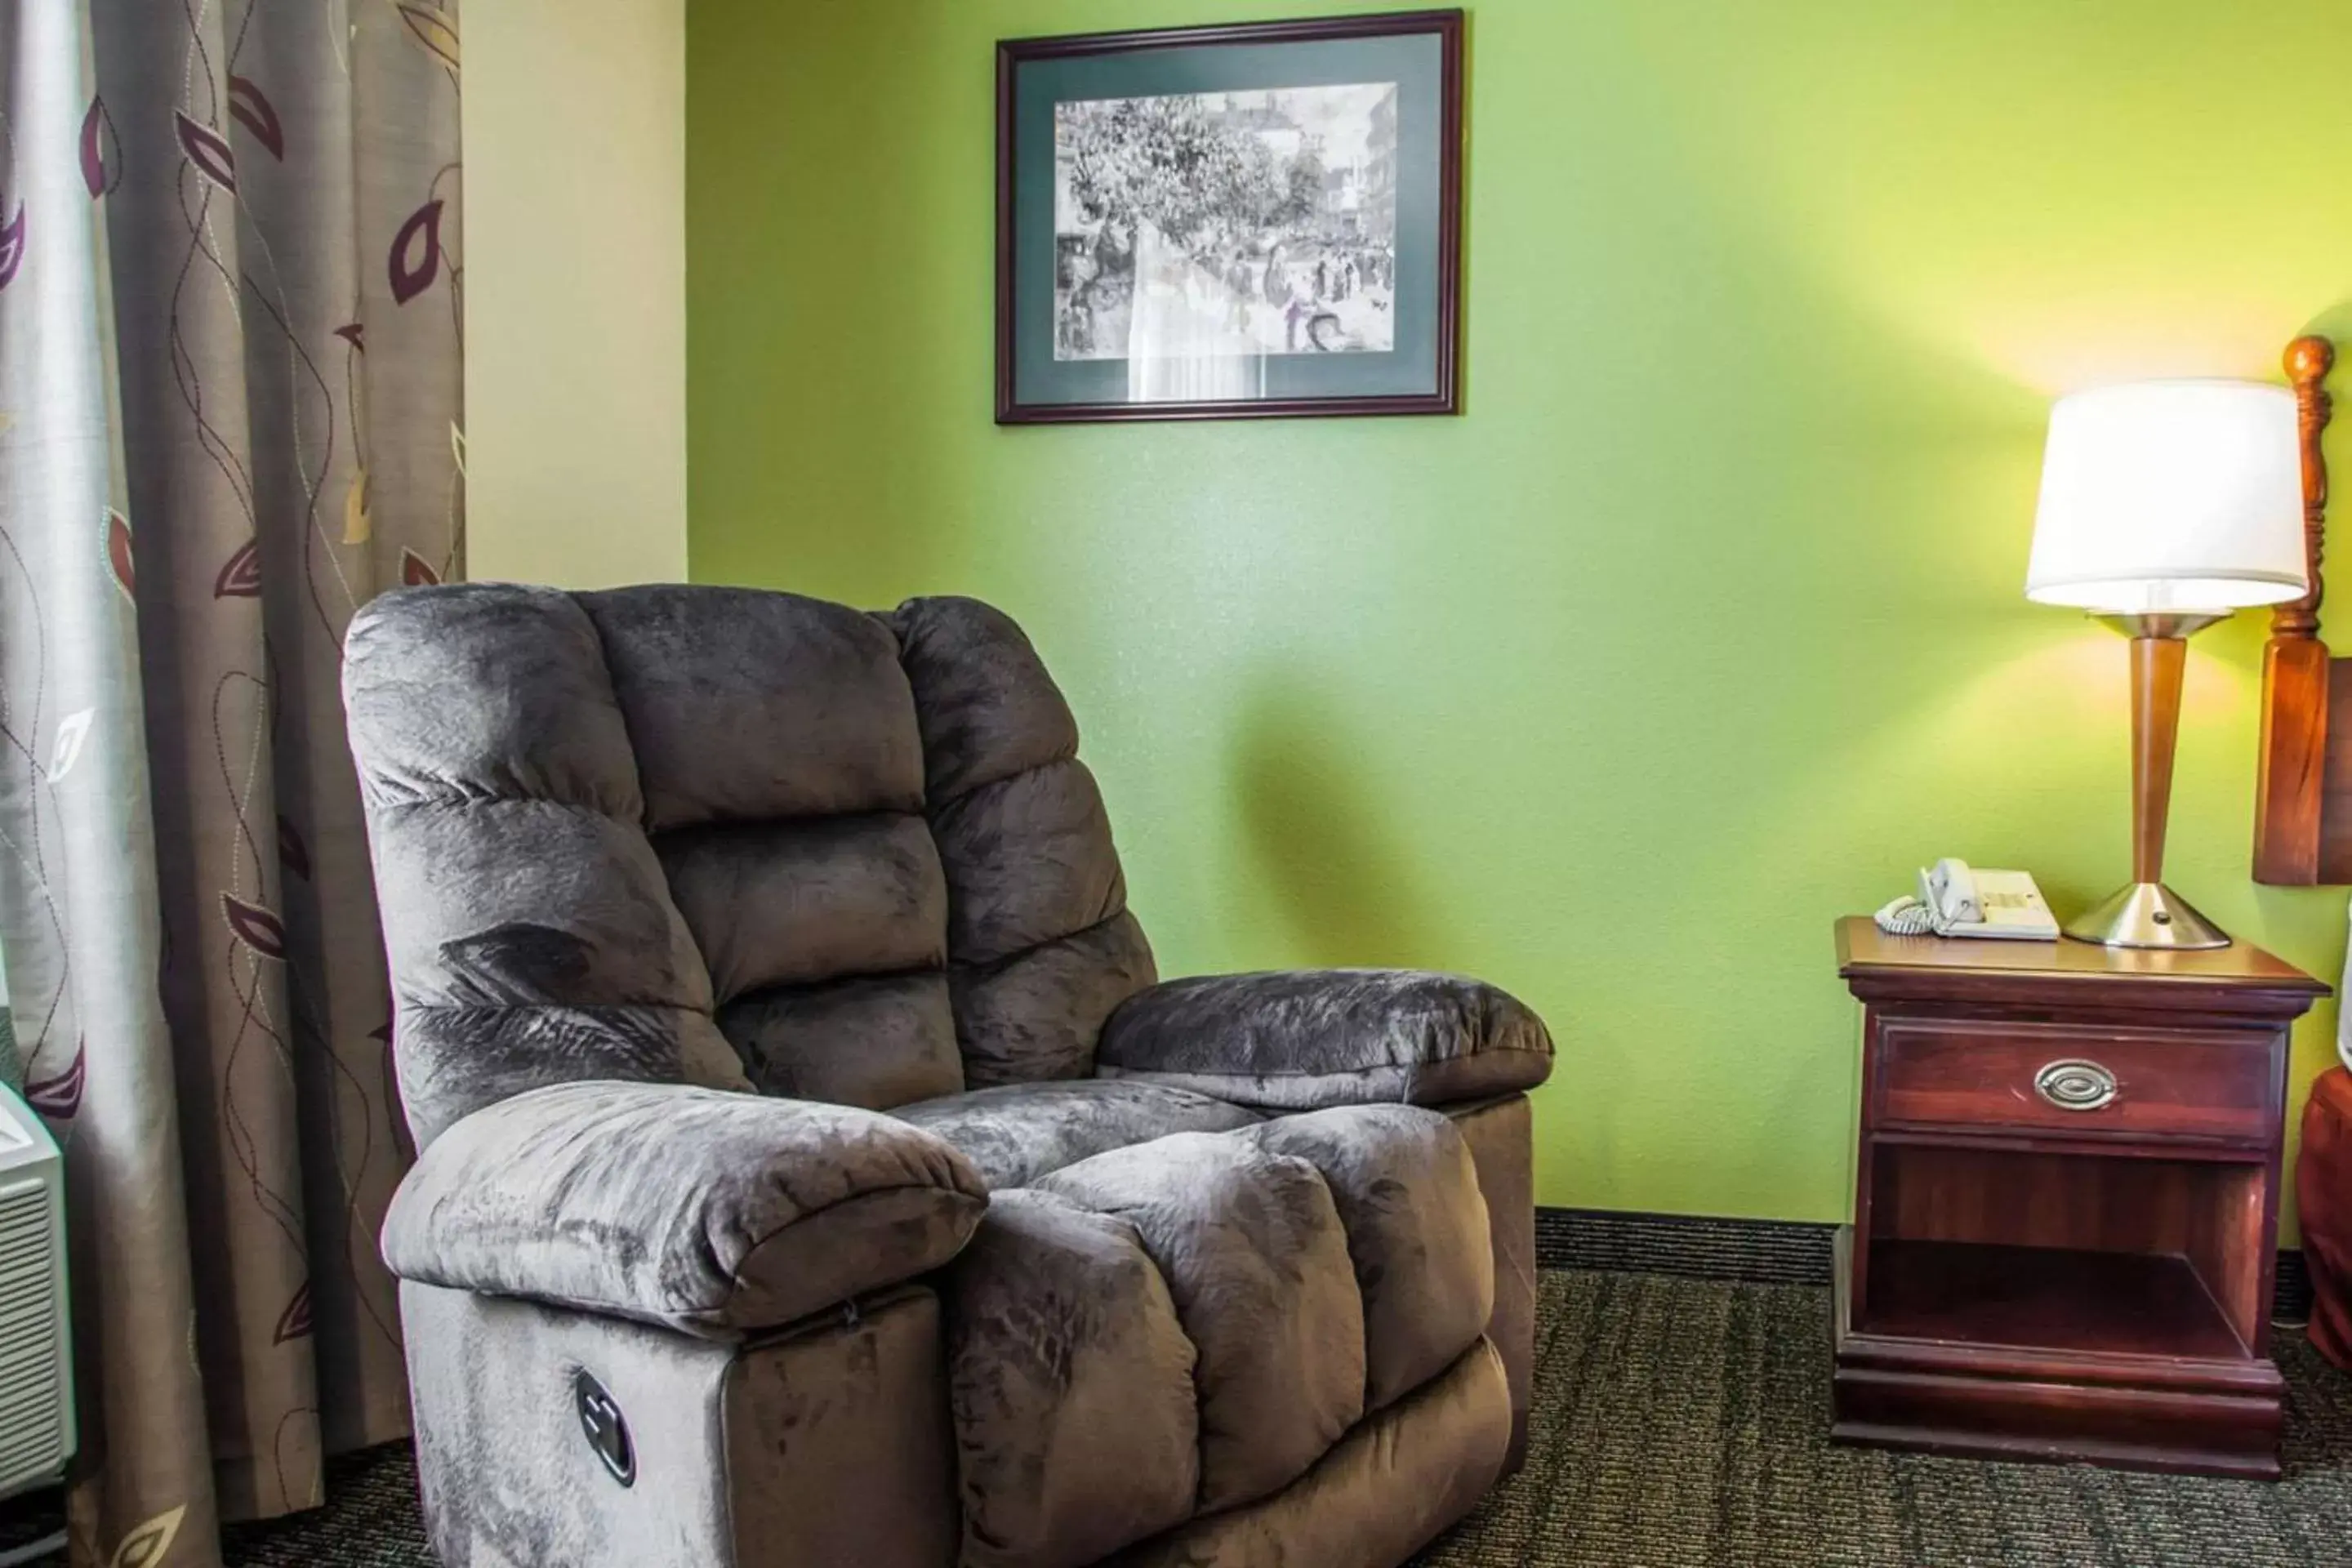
[0,1080,71,1504]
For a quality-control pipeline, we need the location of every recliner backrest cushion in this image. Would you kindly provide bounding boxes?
[347,583,1155,1145]
[345,584,752,1149]
[887,597,1156,1086]
[580,586,964,1113]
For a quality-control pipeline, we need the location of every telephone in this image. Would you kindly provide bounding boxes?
[1875,859,2060,942]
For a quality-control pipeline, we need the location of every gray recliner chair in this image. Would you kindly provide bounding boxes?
[345,584,1555,1568]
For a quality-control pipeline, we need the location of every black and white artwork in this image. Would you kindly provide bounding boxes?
[997,11,1461,421]
[1052,83,1400,363]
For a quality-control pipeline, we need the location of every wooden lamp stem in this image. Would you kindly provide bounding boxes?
[2070,615,2229,947]
[2130,635,2186,885]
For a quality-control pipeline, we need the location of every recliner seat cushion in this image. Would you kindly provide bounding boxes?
[943,1107,1498,1567]
[1038,1133,1366,1511]
[946,1191,1201,1568]
[893,1078,1262,1190]
[1102,1339,1510,1568]
[1241,1105,1494,1411]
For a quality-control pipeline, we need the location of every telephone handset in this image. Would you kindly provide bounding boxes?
[1876,858,2059,941]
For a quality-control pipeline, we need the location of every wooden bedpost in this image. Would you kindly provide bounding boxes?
[2252,335,2334,884]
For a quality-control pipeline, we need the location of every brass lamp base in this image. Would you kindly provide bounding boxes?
[2063,880,2230,951]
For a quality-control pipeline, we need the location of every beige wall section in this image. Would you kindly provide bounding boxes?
[461,0,688,586]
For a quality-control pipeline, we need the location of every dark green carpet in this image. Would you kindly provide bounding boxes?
[1419,1272,2352,1566]
[9,1269,2352,1566]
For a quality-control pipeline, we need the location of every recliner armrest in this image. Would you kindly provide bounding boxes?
[1094,969,1554,1111]
[381,1080,988,1336]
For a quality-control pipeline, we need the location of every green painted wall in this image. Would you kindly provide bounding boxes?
[686,0,2352,1225]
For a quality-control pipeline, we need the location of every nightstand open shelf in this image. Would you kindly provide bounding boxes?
[1855,1139,2270,1360]
[1831,918,2327,1478]
[1855,1239,2248,1361]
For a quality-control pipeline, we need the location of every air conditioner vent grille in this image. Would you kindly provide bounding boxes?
[0,1146,70,1499]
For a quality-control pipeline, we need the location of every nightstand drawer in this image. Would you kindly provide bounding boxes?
[1874,1019,2280,1143]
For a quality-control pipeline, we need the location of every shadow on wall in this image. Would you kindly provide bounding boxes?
[1230,675,1445,971]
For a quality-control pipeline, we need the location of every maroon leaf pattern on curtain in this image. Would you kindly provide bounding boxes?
[271,1283,314,1345]
[104,506,135,599]
[387,199,443,304]
[172,111,236,191]
[220,893,289,961]
[212,537,261,598]
[277,816,312,881]
[400,548,442,586]
[24,1044,87,1121]
[0,204,24,291]
[226,77,284,161]
[80,97,118,198]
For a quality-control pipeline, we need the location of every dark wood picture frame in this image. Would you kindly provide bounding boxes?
[995,10,1465,425]
[2252,335,2343,882]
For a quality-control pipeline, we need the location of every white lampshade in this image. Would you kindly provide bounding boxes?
[2025,380,2306,613]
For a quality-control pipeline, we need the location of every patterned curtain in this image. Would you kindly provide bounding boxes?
[0,4,461,1565]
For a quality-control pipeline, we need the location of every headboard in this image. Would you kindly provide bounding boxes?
[2252,335,2340,883]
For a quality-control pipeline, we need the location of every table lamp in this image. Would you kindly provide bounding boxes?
[2026,380,2306,948]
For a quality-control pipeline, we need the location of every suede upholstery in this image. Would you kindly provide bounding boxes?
[884,596,1158,1086]
[722,1288,964,1567]
[381,1080,988,1334]
[404,1281,962,1568]
[1038,1131,1370,1512]
[1244,1106,1494,1413]
[1448,1094,1540,1469]
[401,1281,742,1568]
[1102,1339,1511,1568]
[894,1078,1263,1188]
[345,583,1557,1568]
[945,1108,1493,1568]
[1098,968,1554,1109]
[345,585,753,1149]
[945,1189,1202,1568]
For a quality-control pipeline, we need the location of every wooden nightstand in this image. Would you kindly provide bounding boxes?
[1832,916,2328,1479]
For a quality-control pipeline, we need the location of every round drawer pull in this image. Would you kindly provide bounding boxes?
[2034,1059,2118,1112]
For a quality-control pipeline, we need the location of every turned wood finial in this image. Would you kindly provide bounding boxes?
[2276,335,2334,639]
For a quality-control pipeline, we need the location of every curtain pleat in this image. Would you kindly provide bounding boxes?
[0,4,461,1563]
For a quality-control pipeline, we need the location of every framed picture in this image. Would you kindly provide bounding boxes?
[995,10,1464,424]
